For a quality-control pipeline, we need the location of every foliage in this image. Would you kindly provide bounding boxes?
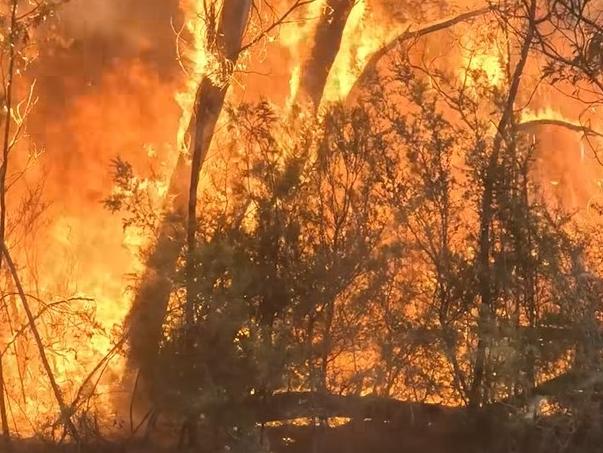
[107,67,603,450]
[102,0,603,450]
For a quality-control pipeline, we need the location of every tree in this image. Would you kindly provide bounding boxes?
[294,0,356,108]
[107,0,603,450]
[0,0,82,443]
[125,0,315,396]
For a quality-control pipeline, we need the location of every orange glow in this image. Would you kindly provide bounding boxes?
[459,27,505,87]
[322,0,399,103]
[1,0,603,440]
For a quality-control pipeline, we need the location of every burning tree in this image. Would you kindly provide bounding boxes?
[2,0,603,451]
[108,1,603,448]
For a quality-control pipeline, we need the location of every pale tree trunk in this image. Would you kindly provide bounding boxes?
[185,0,252,323]
[294,0,356,108]
[126,0,252,387]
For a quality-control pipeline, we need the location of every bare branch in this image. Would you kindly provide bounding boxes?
[517,117,603,137]
[1,244,80,442]
[348,6,493,99]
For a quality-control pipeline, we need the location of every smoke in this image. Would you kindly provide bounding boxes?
[49,0,181,73]
[28,0,183,198]
[61,0,122,38]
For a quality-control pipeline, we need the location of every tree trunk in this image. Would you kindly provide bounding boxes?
[469,0,536,409]
[185,0,252,326]
[126,0,252,391]
[294,0,356,108]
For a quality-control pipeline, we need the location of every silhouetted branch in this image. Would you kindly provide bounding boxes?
[1,244,80,442]
[517,118,603,137]
[348,6,493,99]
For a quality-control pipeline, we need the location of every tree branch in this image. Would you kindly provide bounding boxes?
[348,6,493,99]
[517,118,603,137]
[1,244,79,442]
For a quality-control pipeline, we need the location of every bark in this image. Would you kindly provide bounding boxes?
[126,0,252,384]
[294,0,356,108]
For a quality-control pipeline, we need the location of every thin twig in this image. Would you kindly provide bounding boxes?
[1,244,80,442]
[348,6,494,98]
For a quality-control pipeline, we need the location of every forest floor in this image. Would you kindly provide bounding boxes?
[3,421,487,453]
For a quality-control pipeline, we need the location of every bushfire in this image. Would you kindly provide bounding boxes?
[0,0,602,452]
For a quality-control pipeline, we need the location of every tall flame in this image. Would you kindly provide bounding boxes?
[176,0,212,151]
[322,0,399,103]
[0,0,602,438]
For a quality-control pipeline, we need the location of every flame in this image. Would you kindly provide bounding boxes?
[520,106,579,125]
[0,53,180,430]
[520,106,603,211]
[285,64,301,110]
[282,0,325,104]
[459,31,505,87]
[322,0,399,104]
[1,0,602,438]
[175,0,213,152]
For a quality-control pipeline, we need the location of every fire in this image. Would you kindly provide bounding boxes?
[0,46,181,430]
[459,29,505,87]
[520,106,603,211]
[282,0,327,105]
[176,0,213,152]
[521,106,602,135]
[520,106,578,125]
[286,63,301,110]
[322,0,399,104]
[0,0,602,443]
